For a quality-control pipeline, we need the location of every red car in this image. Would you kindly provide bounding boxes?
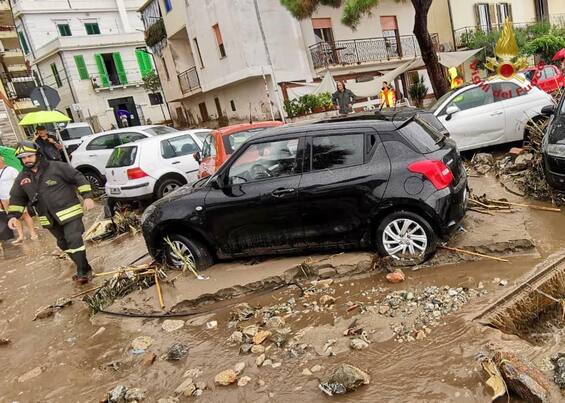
[523,65,565,94]
[196,121,284,178]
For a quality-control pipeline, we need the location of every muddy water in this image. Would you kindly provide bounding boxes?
[1,175,565,402]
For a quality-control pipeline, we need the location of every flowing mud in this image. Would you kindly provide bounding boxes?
[0,176,564,402]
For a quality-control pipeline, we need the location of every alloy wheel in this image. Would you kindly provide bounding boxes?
[382,218,428,259]
[169,240,196,267]
[162,183,180,195]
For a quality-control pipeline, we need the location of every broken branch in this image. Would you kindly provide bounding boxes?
[440,246,509,263]
[154,271,165,310]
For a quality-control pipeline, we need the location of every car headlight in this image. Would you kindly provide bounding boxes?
[546,144,565,158]
[141,204,156,226]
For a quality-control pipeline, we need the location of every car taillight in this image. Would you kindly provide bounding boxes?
[127,167,148,180]
[408,160,453,190]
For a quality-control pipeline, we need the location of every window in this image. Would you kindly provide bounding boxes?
[50,63,62,87]
[212,24,226,58]
[229,139,300,183]
[312,134,363,171]
[194,37,204,68]
[57,23,72,37]
[446,86,494,112]
[163,0,172,13]
[223,128,270,155]
[230,100,236,111]
[193,130,210,143]
[398,121,444,153]
[17,31,29,55]
[381,16,400,58]
[161,135,199,159]
[86,134,120,150]
[118,132,146,144]
[214,97,222,117]
[135,49,154,78]
[492,82,525,101]
[475,3,492,32]
[199,102,209,121]
[535,0,549,21]
[60,126,93,140]
[85,23,100,35]
[74,55,89,80]
[497,3,512,23]
[312,18,334,43]
[148,93,164,105]
[107,146,138,168]
[161,57,170,81]
[544,66,557,79]
[202,135,217,158]
[95,53,127,86]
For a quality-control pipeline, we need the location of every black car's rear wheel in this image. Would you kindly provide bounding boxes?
[375,211,437,263]
[163,233,214,271]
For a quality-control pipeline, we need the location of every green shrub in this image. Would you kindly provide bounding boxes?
[408,75,428,108]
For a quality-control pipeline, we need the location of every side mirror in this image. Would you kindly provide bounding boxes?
[209,176,221,189]
[193,151,201,164]
[444,105,460,121]
[541,105,555,116]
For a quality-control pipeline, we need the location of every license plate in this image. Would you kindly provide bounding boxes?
[109,187,121,195]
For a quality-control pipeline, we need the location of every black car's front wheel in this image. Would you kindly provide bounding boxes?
[163,233,214,271]
[375,211,437,263]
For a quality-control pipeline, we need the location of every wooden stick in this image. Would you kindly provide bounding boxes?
[154,271,165,310]
[488,200,561,212]
[440,246,509,263]
[469,208,495,216]
[469,198,491,209]
[93,265,151,277]
[68,285,103,299]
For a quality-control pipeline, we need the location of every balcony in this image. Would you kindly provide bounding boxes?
[1,48,24,63]
[0,25,17,39]
[178,66,201,95]
[0,0,10,11]
[309,34,439,70]
[454,21,537,49]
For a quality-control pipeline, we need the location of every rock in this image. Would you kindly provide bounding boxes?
[18,366,43,383]
[272,328,291,347]
[195,381,207,390]
[234,362,246,375]
[142,352,156,367]
[232,303,255,321]
[256,354,266,367]
[551,353,565,389]
[206,320,218,330]
[475,164,493,175]
[214,369,237,386]
[386,270,405,283]
[0,337,11,345]
[313,278,334,287]
[311,364,322,373]
[240,343,253,354]
[227,331,243,345]
[415,330,427,340]
[494,351,551,402]
[253,330,271,345]
[33,305,55,320]
[175,378,196,396]
[131,336,154,351]
[317,267,337,279]
[378,305,390,315]
[509,147,524,156]
[302,368,313,376]
[162,343,189,361]
[125,388,146,401]
[319,364,371,396]
[515,153,534,166]
[238,376,252,387]
[258,379,266,387]
[157,398,179,403]
[472,153,495,166]
[251,345,265,354]
[350,338,369,350]
[243,325,259,337]
[162,319,185,332]
[265,316,286,329]
[499,279,508,287]
[183,368,203,379]
[272,362,281,369]
[108,385,128,403]
[263,359,273,367]
[319,295,336,306]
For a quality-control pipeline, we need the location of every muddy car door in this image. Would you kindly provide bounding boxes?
[298,129,390,247]
[204,136,305,256]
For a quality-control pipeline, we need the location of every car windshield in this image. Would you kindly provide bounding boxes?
[522,70,535,81]
[223,128,271,154]
[429,88,459,113]
[60,126,93,140]
[194,131,210,143]
[106,146,137,168]
[399,120,444,153]
[143,126,178,136]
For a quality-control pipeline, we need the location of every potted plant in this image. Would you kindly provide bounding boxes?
[318,92,334,111]
[409,74,428,108]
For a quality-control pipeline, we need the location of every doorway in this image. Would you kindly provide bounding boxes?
[108,96,141,128]
[102,53,120,86]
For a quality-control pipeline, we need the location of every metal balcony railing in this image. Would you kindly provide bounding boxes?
[178,66,200,94]
[309,34,439,69]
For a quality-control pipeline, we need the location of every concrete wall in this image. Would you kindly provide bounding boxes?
[428,0,454,48]
[162,0,186,37]
[448,0,537,32]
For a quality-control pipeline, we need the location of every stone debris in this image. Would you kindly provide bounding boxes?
[263,359,273,367]
[272,362,282,368]
[214,369,237,386]
[238,376,252,387]
[302,368,313,376]
[350,338,369,350]
[231,303,256,322]
[386,270,405,284]
[175,378,197,397]
[227,331,244,345]
[234,362,246,375]
[206,320,218,330]
[162,343,189,361]
[124,388,146,402]
[311,364,322,373]
[157,397,179,403]
[251,345,265,354]
[17,366,43,383]
[243,325,259,337]
[498,279,508,287]
[108,385,129,403]
[471,153,495,175]
[142,352,157,367]
[319,295,336,306]
[253,330,271,345]
[265,316,286,329]
[551,353,565,389]
[183,368,203,379]
[131,336,154,351]
[319,364,370,396]
[162,319,185,332]
[256,353,266,367]
[0,337,11,346]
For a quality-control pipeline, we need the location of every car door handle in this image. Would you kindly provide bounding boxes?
[172,161,181,164]
[271,188,296,197]
[490,111,503,116]
[88,154,96,157]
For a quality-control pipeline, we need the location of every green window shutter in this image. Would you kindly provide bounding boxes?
[74,55,89,80]
[136,49,152,78]
[94,54,110,87]
[18,31,29,55]
[113,52,128,85]
[143,52,154,74]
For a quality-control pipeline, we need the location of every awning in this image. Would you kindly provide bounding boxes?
[438,48,483,68]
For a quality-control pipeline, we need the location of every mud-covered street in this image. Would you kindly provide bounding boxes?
[1,175,564,402]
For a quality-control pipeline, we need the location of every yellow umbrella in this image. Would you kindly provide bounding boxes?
[18,110,71,126]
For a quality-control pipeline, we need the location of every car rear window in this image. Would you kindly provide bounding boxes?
[223,128,270,154]
[144,126,177,135]
[398,120,444,153]
[106,146,137,168]
[60,126,93,140]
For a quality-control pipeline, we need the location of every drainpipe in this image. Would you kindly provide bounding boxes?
[115,0,131,33]
[252,0,286,123]
[58,52,78,105]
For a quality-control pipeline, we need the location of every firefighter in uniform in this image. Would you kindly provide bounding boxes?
[7,141,95,285]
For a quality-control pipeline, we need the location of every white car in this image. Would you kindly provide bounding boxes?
[59,122,95,154]
[430,77,555,151]
[104,130,205,201]
[71,125,210,189]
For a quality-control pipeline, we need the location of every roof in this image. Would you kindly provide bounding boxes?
[214,121,284,137]
[114,130,203,148]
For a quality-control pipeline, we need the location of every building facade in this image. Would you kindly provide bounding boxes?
[12,0,169,132]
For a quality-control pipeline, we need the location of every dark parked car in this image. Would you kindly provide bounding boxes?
[542,96,565,189]
[141,115,468,269]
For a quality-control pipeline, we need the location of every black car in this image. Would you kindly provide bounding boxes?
[141,115,467,269]
[542,97,565,189]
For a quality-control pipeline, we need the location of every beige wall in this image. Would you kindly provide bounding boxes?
[163,0,187,37]
[548,0,565,18]
[428,0,454,48]
[448,0,537,32]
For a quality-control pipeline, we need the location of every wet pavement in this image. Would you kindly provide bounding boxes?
[1,175,564,402]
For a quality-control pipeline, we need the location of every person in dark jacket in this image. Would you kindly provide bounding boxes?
[34,126,62,161]
[331,81,356,115]
[7,141,95,285]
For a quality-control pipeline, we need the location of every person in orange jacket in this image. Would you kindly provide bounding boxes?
[380,81,396,108]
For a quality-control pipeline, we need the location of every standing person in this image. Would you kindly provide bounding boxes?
[34,125,63,161]
[332,81,356,115]
[7,141,95,285]
[0,153,38,243]
[380,81,396,109]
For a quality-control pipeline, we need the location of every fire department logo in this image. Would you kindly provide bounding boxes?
[485,19,528,81]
